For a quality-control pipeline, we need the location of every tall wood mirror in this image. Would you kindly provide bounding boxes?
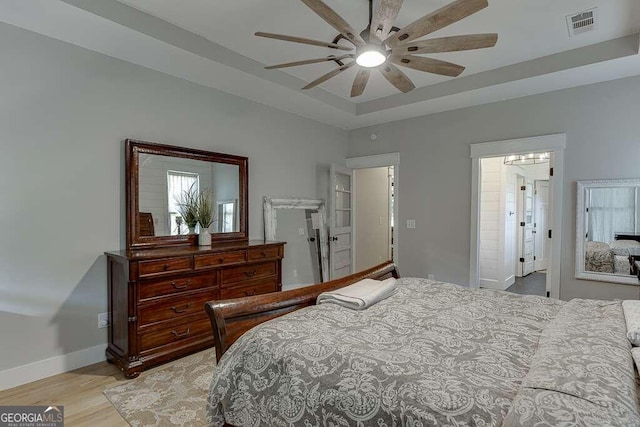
[126,139,248,249]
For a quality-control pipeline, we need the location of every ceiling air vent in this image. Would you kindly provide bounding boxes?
[566,8,597,37]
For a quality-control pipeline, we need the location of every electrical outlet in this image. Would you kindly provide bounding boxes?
[293,269,298,278]
[298,228,305,236]
[407,219,416,229]
[427,274,435,280]
[98,312,109,329]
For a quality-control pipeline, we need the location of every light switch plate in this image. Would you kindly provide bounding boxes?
[407,219,416,229]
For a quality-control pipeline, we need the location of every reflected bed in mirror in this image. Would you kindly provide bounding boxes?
[127,139,248,249]
[576,179,640,285]
[264,197,329,290]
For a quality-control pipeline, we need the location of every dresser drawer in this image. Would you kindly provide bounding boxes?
[139,273,215,301]
[138,291,214,327]
[139,316,211,352]
[194,251,247,269]
[248,246,281,261]
[222,261,276,286]
[220,277,278,299]
[139,257,192,278]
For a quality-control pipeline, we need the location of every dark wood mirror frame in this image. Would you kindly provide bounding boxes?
[126,139,248,249]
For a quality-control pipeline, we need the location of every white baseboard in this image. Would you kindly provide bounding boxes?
[479,278,511,291]
[0,344,106,391]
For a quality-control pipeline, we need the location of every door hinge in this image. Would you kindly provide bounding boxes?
[128,316,137,322]
[520,222,525,227]
[519,257,525,263]
[548,229,552,239]
[550,167,554,177]
[546,291,550,297]
[520,185,526,191]
[534,256,537,260]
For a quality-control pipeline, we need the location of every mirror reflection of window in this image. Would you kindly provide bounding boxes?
[167,171,199,235]
[587,187,638,243]
[217,200,237,233]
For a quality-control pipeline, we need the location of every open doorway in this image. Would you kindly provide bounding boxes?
[478,154,551,296]
[329,153,399,279]
[470,134,565,299]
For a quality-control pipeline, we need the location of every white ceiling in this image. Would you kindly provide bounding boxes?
[116,0,640,102]
[1,0,639,129]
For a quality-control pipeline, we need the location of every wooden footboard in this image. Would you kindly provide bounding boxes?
[204,261,399,360]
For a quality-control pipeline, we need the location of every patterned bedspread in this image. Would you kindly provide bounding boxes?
[206,278,639,426]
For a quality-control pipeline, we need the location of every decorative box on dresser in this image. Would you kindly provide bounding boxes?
[105,240,284,378]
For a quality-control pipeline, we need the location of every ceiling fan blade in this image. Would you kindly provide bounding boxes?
[390,55,465,77]
[350,68,371,97]
[379,63,415,93]
[302,61,356,90]
[255,32,353,51]
[370,0,403,43]
[392,33,498,55]
[299,0,366,46]
[265,55,352,69]
[385,0,489,47]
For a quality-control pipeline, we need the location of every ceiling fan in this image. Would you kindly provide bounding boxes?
[256,0,497,97]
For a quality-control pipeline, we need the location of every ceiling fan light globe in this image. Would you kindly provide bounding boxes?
[356,50,386,68]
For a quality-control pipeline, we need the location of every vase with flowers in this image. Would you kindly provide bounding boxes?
[176,184,199,234]
[196,189,215,246]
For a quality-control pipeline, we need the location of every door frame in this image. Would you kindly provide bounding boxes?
[470,134,565,298]
[346,152,401,269]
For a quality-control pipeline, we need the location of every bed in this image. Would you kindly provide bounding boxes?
[204,262,640,426]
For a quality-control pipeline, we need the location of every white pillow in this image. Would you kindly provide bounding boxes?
[622,300,640,346]
[610,240,640,256]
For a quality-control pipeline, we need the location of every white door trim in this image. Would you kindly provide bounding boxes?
[470,134,565,299]
[346,153,400,268]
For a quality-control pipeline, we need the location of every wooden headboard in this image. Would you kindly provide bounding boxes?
[204,261,399,360]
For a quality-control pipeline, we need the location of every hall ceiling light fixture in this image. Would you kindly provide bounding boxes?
[504,152,551,165]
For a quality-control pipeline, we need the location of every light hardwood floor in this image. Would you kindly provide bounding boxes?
[0,362,128,426]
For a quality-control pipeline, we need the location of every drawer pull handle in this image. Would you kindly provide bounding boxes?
[172,327,191,338]
[171,303,192,313]
[244,290,257,296]
[171,282,188,290]
[163,264,170,270]
[261,251,267,257]
[244,270,257,278]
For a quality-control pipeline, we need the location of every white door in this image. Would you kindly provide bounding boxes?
[329,164,353,279]
[534,180,550,271]
[518,178,535,276]
[504,172,517,282]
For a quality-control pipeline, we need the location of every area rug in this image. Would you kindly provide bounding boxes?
[103,350,216,426]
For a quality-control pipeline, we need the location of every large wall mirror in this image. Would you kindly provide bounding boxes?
[127,139,248,249]
[264,197,329,289]
[576,179,640,285]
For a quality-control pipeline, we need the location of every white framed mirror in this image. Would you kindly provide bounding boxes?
[576,179,640,285]
[264,197,329,289]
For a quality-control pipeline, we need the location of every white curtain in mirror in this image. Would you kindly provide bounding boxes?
[588,187,637,243]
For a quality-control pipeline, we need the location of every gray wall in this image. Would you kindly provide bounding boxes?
[0,23,347,373]
[349,74,640,302]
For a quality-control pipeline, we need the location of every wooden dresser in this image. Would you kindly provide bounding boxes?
[105,240,284,378]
